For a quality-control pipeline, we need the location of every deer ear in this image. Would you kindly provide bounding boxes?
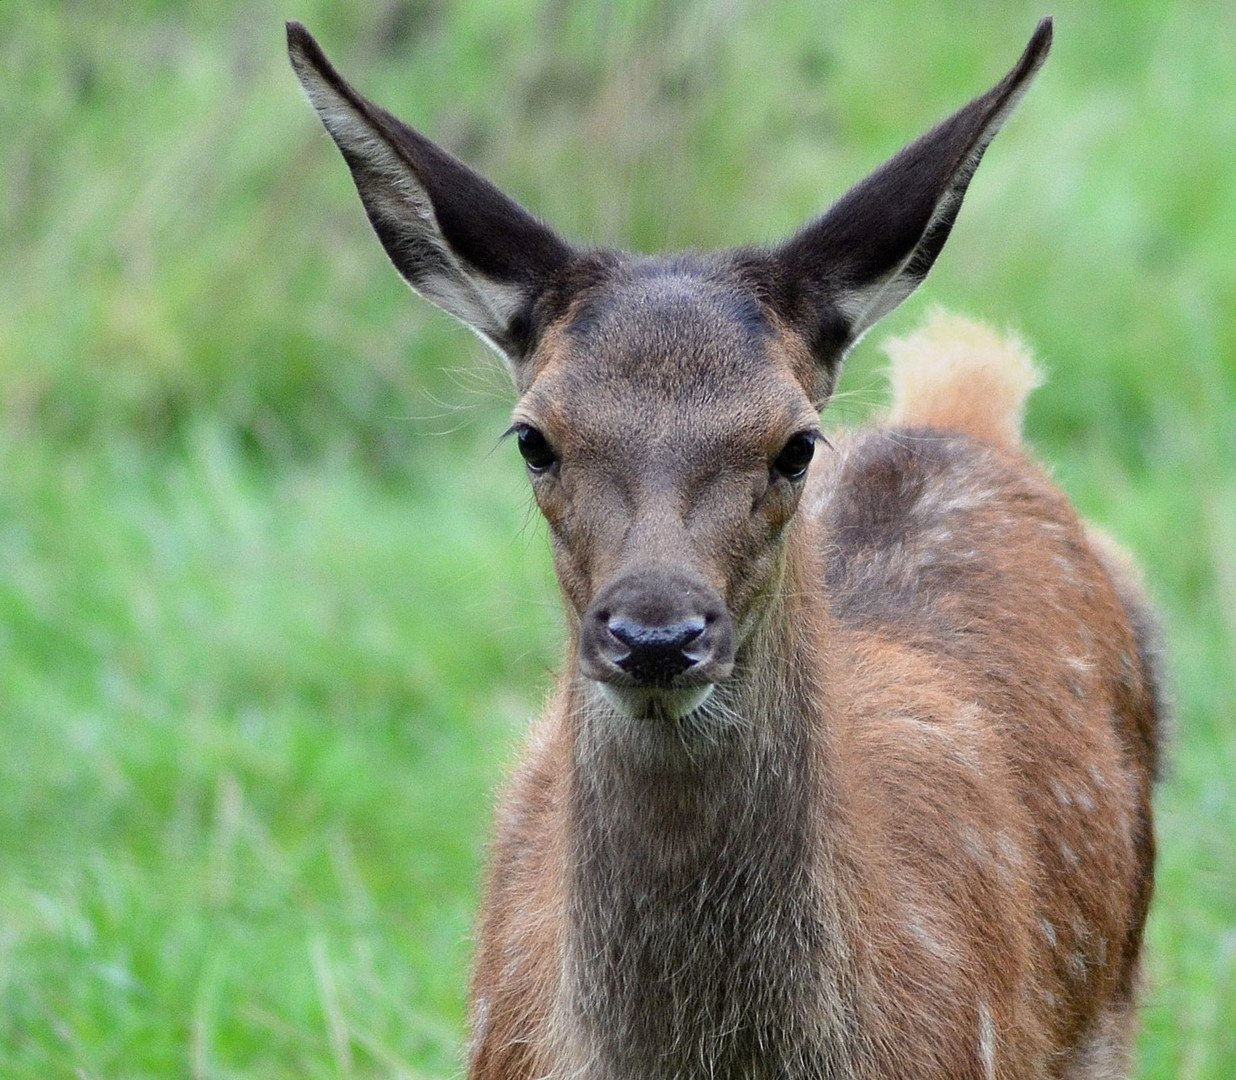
[287,22,574,369]
[772,18,1052,378]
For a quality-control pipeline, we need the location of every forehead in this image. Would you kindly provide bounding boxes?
[521,258,814,446]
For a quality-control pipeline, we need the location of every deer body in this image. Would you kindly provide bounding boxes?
[289,19,1163,1079]
[470,331,1160,1080]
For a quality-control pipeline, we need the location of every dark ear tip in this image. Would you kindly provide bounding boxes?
[286,20,309,52]
[998,15,1052,94]
[1024,16,1054,68]
[286,20,328,73]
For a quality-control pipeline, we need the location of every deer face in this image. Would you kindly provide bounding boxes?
[513,259,824,717]
[287,18,1051,720]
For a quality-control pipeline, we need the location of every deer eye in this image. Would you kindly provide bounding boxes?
[515,424,557,472]
[772,432,817,481]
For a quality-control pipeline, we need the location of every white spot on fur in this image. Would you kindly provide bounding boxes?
[961,825,990,864]
[1064,653,1095,677]
[905,911,956,962]
[949,743,984,772]
[1039,918,1058,947]
[994,832,1024,876]
[977,1002,996,1080]
[471,996,491,1052]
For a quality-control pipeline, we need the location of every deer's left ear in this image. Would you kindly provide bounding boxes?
[287,22,575,371]
[770,18,1052,384]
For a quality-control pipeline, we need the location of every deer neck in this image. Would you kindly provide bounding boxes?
[559,527,861,1078]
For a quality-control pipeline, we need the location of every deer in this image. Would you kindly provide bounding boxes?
[288,16,1165,1079]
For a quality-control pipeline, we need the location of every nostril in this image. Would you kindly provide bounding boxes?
[606,617,637,649]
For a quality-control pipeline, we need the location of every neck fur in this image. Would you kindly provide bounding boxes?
[559,531,862,1079]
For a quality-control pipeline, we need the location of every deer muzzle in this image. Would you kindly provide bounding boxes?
[579,565,735,718]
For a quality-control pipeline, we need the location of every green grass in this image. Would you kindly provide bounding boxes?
[2,1,1233,1076]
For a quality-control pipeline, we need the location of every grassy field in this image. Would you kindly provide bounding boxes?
[2,0,1234,1076]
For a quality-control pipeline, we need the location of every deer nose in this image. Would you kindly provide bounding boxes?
[606,615,707,685]
[579,567,734,691]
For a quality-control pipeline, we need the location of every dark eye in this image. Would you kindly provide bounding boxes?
[516,424,557,472]
[772,432,817,481]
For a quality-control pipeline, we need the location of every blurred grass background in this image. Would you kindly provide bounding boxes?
[2,0,1233,1076]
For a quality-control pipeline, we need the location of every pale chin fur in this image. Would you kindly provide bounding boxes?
[596,682,716,720]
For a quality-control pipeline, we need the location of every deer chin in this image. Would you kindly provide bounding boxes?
[595,682,716,721]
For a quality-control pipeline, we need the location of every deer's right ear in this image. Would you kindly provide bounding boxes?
[287,22,575,371]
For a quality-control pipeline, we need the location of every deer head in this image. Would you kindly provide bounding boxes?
[287,19,1051,723]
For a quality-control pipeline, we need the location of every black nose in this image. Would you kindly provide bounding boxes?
[607,615,706,685]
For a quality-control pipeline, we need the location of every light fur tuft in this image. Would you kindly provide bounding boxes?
[884,310,1043,448]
